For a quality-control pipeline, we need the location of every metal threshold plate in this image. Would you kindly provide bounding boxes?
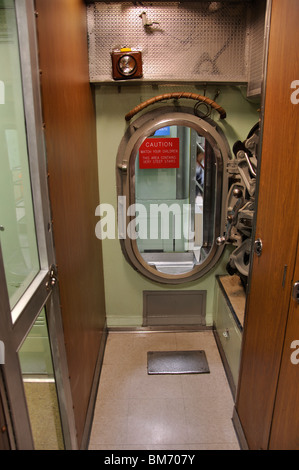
[147,350,210,375]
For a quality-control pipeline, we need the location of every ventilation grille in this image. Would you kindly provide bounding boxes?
[87,1,251,83]
[143,290,207,327]
[246,0,267,97]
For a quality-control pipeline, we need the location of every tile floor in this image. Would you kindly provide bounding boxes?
[88,330,240,450]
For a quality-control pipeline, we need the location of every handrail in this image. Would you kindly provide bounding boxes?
[125,92,227,121]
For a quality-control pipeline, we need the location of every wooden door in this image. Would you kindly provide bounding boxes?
[269,240,299,449]
[35,0,106,447]
[235,0,299,450]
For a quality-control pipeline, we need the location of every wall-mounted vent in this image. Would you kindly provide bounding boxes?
[87,1,253,84]
[247,0,267,97]
[143,290,207,327]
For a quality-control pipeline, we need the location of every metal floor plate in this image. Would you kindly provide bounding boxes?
[147,350,210,375]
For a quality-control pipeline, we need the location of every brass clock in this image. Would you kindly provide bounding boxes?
[111,49,143,80]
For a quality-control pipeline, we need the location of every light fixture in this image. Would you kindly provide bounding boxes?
[111,48,143,80]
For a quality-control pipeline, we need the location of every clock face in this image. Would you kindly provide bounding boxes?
[111,50,143,80]
[117,55,137,76]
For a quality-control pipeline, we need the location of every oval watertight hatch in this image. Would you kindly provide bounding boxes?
[116,105,231,284]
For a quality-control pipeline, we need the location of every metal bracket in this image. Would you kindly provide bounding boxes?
[223,328,230,339]
[139,11,160,28]
[254,238,263,257]
[46,264,58,290]
[292,281,299,304]
[117,161,128,173]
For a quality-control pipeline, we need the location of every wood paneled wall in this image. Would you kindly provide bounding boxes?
[235,0,299,449]
[34,0,106,447]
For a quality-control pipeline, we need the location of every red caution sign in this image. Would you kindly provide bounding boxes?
[139,137,180,169]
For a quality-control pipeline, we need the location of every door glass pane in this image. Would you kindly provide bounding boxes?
[18,308,64,450]
[135,124,216,275]
[0,0,40,309]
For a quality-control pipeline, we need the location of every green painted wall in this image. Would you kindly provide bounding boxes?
[95,83,260,327]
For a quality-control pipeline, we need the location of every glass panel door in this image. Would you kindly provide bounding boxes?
[0,0,40,309]
[0,0,76,449]
[18,307,64,450]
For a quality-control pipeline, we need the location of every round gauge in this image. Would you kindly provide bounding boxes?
[117,55,137,76]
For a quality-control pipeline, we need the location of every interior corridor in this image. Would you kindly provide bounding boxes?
[89,331,240,450]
